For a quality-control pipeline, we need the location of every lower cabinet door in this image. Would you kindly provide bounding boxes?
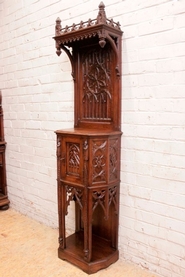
[60,136,84,185]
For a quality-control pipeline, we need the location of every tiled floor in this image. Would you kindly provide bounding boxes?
[0,209,159,277]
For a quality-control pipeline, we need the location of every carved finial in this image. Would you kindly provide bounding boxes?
[71,23,76,31]
[79,21,84,29]
[99,37,106,48]
[87,18,92,27]
[97,2,106,24]
[55,17,61,36]
[98,29,106,48]
[56,48,61,56]
[99,1,105,10]
[117,21,121,30]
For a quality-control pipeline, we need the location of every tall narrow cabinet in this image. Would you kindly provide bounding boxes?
[0,91,9,210]
[54,2,122,274]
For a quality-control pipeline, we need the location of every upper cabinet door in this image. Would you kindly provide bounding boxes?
[74,42,118,130]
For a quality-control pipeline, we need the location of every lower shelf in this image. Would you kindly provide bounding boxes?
[0,193,9,210]
[58,231,119,274]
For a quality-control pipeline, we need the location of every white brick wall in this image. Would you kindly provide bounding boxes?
[1,0,185,276]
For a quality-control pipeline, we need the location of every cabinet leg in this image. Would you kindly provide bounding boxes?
[0,203,9,211]
[58,184,66,249]
[83,189,92,262]
[75,201,81,232]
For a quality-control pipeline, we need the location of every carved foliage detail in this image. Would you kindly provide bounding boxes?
[109,139,118,181]
[58,236,64,249]
[92,140,107,183]
[82,47,112,120]
[56,136,61,180]
[65,186,83,215]
[109,186,118,214]
[83,139,89,182]
[67,143,80,176]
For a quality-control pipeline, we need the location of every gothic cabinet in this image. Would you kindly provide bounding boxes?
[0,91,9,210]
[53,2,122,274]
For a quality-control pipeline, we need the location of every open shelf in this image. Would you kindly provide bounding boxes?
[58,231,119,274]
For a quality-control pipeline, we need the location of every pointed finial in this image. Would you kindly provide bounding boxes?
[55,17,61,36]
[97,2,106,24]
[99,1,105,9]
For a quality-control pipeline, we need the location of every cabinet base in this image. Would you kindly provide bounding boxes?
[58,231,119,274]
[0,193,10,210]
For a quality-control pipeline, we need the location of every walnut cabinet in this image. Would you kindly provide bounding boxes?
[54,2,122,274]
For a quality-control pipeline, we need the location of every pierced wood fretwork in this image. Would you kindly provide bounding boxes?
[55,2,122,274]
[65,185,83,215]
[92,189,106,213]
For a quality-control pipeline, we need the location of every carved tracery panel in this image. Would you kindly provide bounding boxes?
[109,138,119,181]
[92,189,107,218]
[82,46,112,121]
[67,143,80,176]
[92,140,107,183]
[65,185,83,215]
[109,186,118,214]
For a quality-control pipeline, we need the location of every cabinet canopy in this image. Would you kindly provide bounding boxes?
[53,2,122,57]
[53,2,122,131]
